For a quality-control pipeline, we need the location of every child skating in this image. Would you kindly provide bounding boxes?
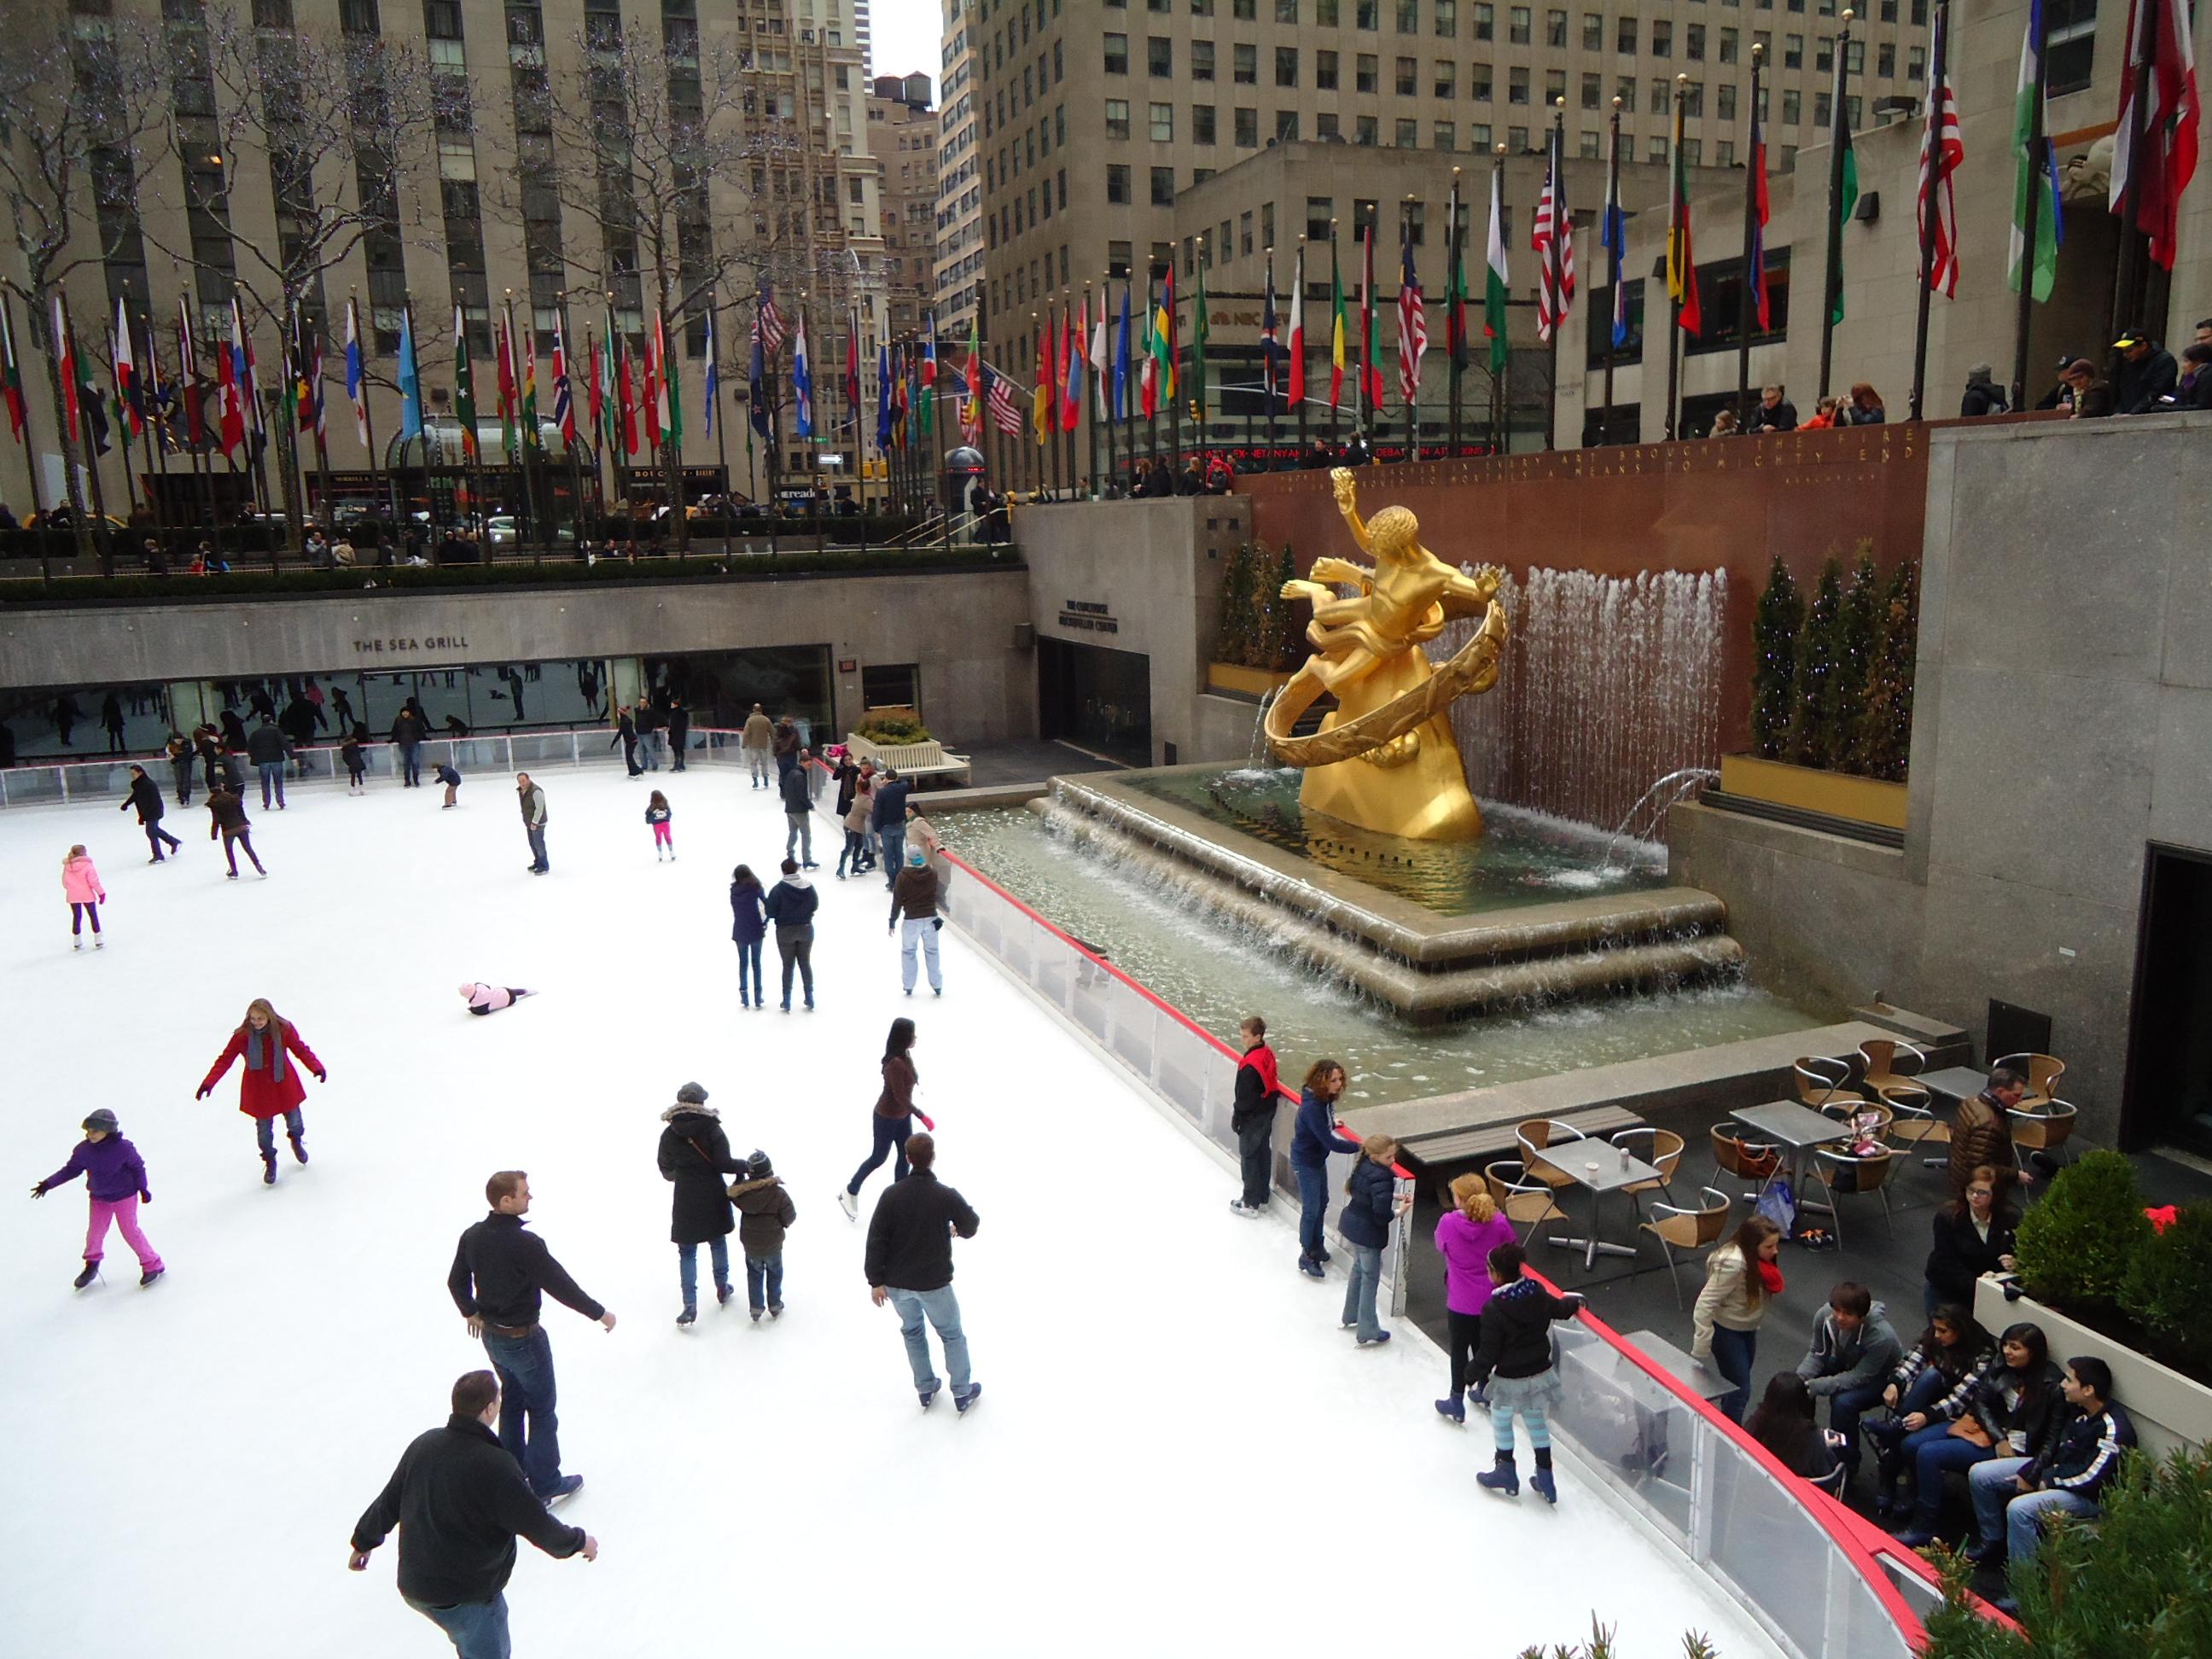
[645,789,674,859]
[341,734,368,793]
[1469,1242,1585,1505]
[195,998,327,1185]
[729,1149,797,1321]
[31,1109,164,1289]
[460,983,535,1016]
[434,760,463,807]
[61,844,107,949]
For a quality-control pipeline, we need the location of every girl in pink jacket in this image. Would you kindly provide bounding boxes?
[1433,1173,1519,1422]
[62,845,107,949]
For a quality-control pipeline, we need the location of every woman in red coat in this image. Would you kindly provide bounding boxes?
[196,998,327,1185]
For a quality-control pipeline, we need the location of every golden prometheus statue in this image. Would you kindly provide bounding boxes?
[1262,469,1510,841]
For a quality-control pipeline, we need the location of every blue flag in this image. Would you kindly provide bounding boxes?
[1601,128,1629,347]
[397,307,423,440]
[791,313,812,439]
[876,342,893,450]
[701,302,718,439]
[1114,284,1131,422]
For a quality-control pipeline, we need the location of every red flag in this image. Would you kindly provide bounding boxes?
[2110,0,2199,271]
[51,294,82,445]
[1359,224,1384,410]
[1916,54,1965,296]
[585,324,604,436]
[620,340,639,458]
[642,321,661,449]
[177,298,204,446]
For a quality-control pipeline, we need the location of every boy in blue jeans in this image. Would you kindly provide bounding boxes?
[728,1150,797,1320]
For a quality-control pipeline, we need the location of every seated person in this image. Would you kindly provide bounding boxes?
[1965,1355,2133,1573]
[1867,1307,1997,1519]
[1890,1322,2065,1548]
[1745,1372,1848,1482]
[1796,1281,1902,1471]
[459,983,534,1016]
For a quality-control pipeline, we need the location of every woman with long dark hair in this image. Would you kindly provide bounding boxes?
[837,1018,927,1220]
[730,864,767,1010]
[1288,1057,1361,1280]
[1866,1305,1995,1519]
[1889,1321,2064,1547]
[1745,1373,1841,1481]
[195,997,327,1184]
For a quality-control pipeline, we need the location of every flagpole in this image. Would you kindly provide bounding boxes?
[1819,11,1855,401]
[1666,80,1688,441]
[1145,275,1159,468]
[803,292,824,556]
[59,292,118,573]
[1545,105,1563,451]
[1168,262,1185,481]
[711,297,731,555]
[1084,282,1100,496]
[310,319,335,537]
[1488,151,1506,448]
[114,335,140,518]
[1737,44,1766,429]
[141,311,171,544]
[1446,179,1462,457]
[3,292,49,542]
[1401,199,1417,460]
[1353,224,1367,456]
[505,293,538,544]
[1908,0,1950,422]
[1601,104,1621,439]
[2107,0,2157,358]
[2010,0,2049,410]
[558,295,586,556]
[1101,275,1118,493]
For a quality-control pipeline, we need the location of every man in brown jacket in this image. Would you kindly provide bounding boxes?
[888,847,942,997]
[741,703,775,789]
[1948,1068,2030,1196]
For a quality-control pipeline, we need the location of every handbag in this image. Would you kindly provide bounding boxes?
[1947,1414,1995,1447]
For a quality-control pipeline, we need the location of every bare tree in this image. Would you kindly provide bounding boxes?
[142,3,455,549]
[0,20,170,564]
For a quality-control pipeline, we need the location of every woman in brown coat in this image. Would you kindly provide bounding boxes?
[1947,1070,2031,1196]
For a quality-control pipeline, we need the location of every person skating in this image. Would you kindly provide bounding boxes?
[1433,1175,1518,1422]
[864,1132,981,1413]
[741,703,774,789]
[206,782,267,877]
[729,1149,797,1321]
[645,789,674,860]
[779,760,817,868]
[515,773,549,874]
[730,863,767,1010]
[164,731,196,806]
[434,760,463,808]
[446,1170,616,1502]
[391,703,425,788]
[836,768,875,878]
[839,1018,928,1220]
[1337,1134,1408,1345]
[871,768,911,888]
[120,764,184,864]
[657,1081,743,1325]
[30,1108,165,1289]
[771,714,800,781]
[1470,1242,1586,1504]
[667,696,690,771]
[341,733,368,793]
[611,704,640,777]
[1227,1015,1280,1217]
[460,984,534,1016]
[1289,1058,1361,1279]
[762,857,818,1011]
[888,848,944,997]
[348,1370,597,1656]
[196,997,326,1183]
[61,843,108,948]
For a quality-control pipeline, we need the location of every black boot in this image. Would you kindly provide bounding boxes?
[262,1152,278,1185]
[73,1260,99,1290]
[289,1133,309,1166]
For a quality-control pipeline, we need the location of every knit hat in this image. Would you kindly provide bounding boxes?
[83,1109,119,1135]
[908,847,927,866]
[675,1081,709,1105]
[745,1150,773,1179]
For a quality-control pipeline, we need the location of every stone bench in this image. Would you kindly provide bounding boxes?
[846,733,972,787]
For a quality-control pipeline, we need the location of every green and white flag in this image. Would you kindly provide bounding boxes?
[2008,0,2063,301]
[1829,53,1860,324]
[1483,160,1511,372]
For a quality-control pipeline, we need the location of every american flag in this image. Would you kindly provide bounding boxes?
[1396,227,1426,410]
[1534,128,1576,341]
[1918,38,1965,296]
[987,368,1023,434]
[754,282,787,356]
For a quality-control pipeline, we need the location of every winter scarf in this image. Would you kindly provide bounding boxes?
[1756,1258,1787,1297]
[245,1023,288,1085]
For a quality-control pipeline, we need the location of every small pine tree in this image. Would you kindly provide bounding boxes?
[1213,542,1254,665]
[2011,1149,2154,1313]
[1785,556,1845,768]
[1830,546,1881,771]
[1749,555,1803,760]
[1848,559,1920,780]
[1268,544,1302,669]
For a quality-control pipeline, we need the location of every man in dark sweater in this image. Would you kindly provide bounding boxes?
[447,1171,616,1502]
[666,696,689,771]
[350,1369,597,1656]
[888,847,942,997]
[871,770,912,887]
[1227,1014,1281,1217]
[247,717,289,810]
[864,1132,982,1413]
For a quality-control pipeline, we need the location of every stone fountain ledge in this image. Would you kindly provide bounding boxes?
[1048,769,1732,969]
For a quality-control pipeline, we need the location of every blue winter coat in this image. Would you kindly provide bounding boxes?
[1289,1089,1361,1170]
[39,1134,150,1202]
[1337,1157,1397,1249]
[762,876,819,931]
[871,777,912,831]
[729,879,767,944]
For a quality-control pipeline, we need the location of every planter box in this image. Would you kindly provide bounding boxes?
[1205,661,1297,698]
[1973,1278,2212,1458]
[1720,754,1909,832]
[846,731,971,785]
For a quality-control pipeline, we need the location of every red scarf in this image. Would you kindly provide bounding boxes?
[1756,1259,1787,1297]
[1238,1042,1279,1098]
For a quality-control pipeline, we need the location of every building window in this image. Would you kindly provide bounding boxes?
[1816,34,1832,73]
[1236,104,1259,144]
[1108,163,1130,201]
[1277,0,1300,19]
[1357,114,1379,143]
[1318,49,1339,88]
[1616,16,1637,51]
[1110,239,1132,278]
[1546,67,1566,102]
[1470,120,1491,145]
[1509,66,1528,102]
[1397,0,1419,27]
[1582,9,1602,48]
[1435,60,1457,96]
[1276,46,1299,85]
[1234,43,1257,82]
[1149,35,1173,74]
[1472,63,1492,98]
[1580,130,1600,157]
[1580,71,1600,108]
[1392,116,1416,145]
[1509,6,1530,44]
[1683,79,1703,116]
[1106,98,1130,137]
[1546,8,1567,46]
[1278,108,1301,139]
[1150,165,1175,204]
[1473,2,1493,39]
[1906,44,1924,80]
[1648,136,1667,161]
[1396,55,1417,94]
[1877,40,1895,77]
[1784,32,1802,68]
[1616,76,1635,110]
[1436,0,1458,37]
[1357,0,1378,25]
[1719,83,1737,119]
[1307,195,1333,240]
[2046,0,2097,95]
[1651,19,1672,55]
[1509,124,1528,151]
[1318,110,1341,138]
[1104,32,1127,72]
[1357,53,1378,91]
[1193,39,1214,79]
[1240,209,1254,253]
[1150,100,1173,139]
[1435,119,1457,148]
[1720,26,1739,62]
[1782,87,1800,123]
[1193,102,1216,142]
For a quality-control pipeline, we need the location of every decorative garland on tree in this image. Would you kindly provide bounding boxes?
[1750,553,1803,760]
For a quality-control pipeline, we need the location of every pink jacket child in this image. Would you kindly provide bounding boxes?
[61,846,107,947]
[461,983,535,1016]
[32,1108,164,1289]
[1432,1176,1520,1422]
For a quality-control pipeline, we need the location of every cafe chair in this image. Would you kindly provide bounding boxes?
[1820,1098,1895,1142]
[1639,1186,1732,1307]
[1794,1055,1867,1111]
[1857,1039,1932,1110]
[1807,1460,1850,1498]
[1994,1052,2067,1114]
[1485,1159,1570,1247]
[1710,1124,1782,1202]
[2007,1099,2080,1171]
[1884,1096,1955,1173]
[1807,1146,1898,1247]
[1516,1119,1590,1194]
[1611,1126,1685,1214]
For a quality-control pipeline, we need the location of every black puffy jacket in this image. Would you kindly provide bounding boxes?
[658,1108,742,1244]
[1471,1276,1585,1384]
[1337,1157,1397,1249]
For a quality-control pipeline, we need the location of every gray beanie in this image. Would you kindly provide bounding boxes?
[675,1081,709,1105]
[83,1109,119,1135]
[745,1149,773,1179]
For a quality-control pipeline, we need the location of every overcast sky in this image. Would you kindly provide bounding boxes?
[872,0,941,94]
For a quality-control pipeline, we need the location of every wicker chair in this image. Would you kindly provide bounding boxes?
[1710,1123,1783,1203]
[1639,1185,1732,1307]
[1808,1146,1898,1246]
[1484,1159,1570,1246]
[1611,1126,1685,1214]
[1994,1052,2067,1114]
[1793,1056,1866,1110]
[1516,1118,1590,1195]
[1857,1039,1932,1110]
[2007,1099,2080,1169]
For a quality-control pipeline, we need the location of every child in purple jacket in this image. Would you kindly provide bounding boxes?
[31,1109,165,1289]
[1433,1173,1519,1423]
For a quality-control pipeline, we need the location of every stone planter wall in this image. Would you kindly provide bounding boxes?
[1974,1278,2212,1458]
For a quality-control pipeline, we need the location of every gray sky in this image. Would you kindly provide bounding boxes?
[871,0,940,96]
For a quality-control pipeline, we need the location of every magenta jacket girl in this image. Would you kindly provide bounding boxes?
[1433,1175,1518,1422]
[62,846,107,946]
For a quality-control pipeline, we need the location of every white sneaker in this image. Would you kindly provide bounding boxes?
[838,1189,859,1221]
[1228,1199,1262,1218]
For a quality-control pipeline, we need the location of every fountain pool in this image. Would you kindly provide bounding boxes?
[934,805,1826,1106]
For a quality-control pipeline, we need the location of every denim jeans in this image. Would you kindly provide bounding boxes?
[837,829,865,876]
[256,760,286,808]
[143,821,182,858]
[399,742,421,787]
[888,1283,970,1393]
[1969,1456,2098,1558]
[1708,1325,1759,1423]
[785,812,812,864]
[1235,1115,1273,1208]
[1902,1425,1996,1527]
[253,1108,306,1157]
[678,1237,731,1307]
[877,830,905,886]
[1294,1161,1330,1261]
[848,1113,913,1194]
[1341,1243,1384,1340]
[643,731,662,770]
[899,917,942,992]
[481,1324,562,1495]
[746,1252,784,1313]
[735,939,764,1006]
[405,1592,511,1659]
[525,824,548,871]
[1826,1382,1885,1467]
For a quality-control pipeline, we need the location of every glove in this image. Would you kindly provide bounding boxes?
[195,1086,212,1100]
[140,1190,152,1205]
[314,1070,328,1083]
[31,1182,48,1198]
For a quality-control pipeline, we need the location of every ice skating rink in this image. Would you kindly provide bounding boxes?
[0,764,1781,1659]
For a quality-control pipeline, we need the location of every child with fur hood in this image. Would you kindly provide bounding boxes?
[728,1150,798,1321]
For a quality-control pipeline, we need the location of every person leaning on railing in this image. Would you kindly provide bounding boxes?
[1289,1059,1360,1281]
[1690,1214,1784,1424]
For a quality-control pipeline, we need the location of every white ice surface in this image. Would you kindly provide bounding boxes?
[0,764,1779,1659]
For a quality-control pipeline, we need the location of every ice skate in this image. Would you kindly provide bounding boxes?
[917,1382,940,1411]
[838,1189,858,1221]
[139,1266,165,1289]
[1435,1395,1466,1424]
[542,1475,583,1505]
[1476,1458,1520,1497]
[73,1261,99,1290]
[676,1304,696,1327]
[954,1383,982,1416]
[288,1134,308,1166]
[261,1154,278,1185]
[1529,1469,1558,1505]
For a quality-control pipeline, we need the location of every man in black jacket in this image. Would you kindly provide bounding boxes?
[247,716,289,810]
[779,758,816,868]
[666,696,689,771]
[1965,1355,2133,1576]
[1751,385,1799,432]
[350,1369,597,1656]
[447,1171,616,1502]
[2112,329,2179,413]
[864,1132,981,1413]
[1227,1014,1280,1217]
[871,769,911,888]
